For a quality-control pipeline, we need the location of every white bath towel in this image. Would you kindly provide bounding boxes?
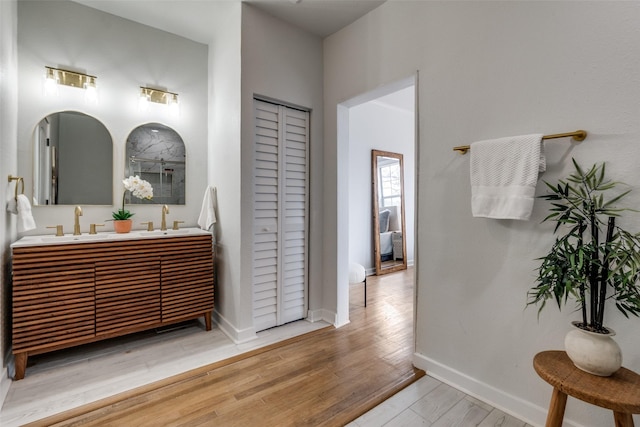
[470,133,544,220]
[197,186,218,230]
[16,194,37,232]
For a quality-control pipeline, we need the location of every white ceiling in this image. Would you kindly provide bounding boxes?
[245,0,386,38]
[72,0,386,42]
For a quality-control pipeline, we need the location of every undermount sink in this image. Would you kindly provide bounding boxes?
[12,227,210,248]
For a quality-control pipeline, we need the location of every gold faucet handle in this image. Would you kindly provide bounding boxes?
[142,221,154,231]
[47,225,64,236]
[89,224,105,235]
[172,220,184,230]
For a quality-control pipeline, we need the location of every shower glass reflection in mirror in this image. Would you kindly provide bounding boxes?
[125,123,186,205]
[33,111,113,205]
[372,149,407,275]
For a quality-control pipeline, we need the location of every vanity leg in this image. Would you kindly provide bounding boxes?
[204,311,212,331]
[14,352,27,380]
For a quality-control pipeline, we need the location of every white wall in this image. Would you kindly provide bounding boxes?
[325,2,640,426]
[206,1,244,342]
[17,1,208,236]
[348,86,415,271]
[240,4,325,331]
[0,0,18,407]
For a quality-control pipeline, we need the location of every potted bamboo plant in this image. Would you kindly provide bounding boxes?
[528,159,640,376]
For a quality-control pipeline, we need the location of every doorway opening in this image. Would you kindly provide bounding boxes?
[336,75,417,325]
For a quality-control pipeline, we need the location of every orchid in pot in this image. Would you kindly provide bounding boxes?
[112,176,153,232]
[527,159,640,375]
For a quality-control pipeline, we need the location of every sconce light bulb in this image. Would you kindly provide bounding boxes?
[168,94,180,117]
[44,68,59,96]
[84,77,98,104]
[138,88,150,112]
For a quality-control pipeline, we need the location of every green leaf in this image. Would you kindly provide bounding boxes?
[602,189,632,209]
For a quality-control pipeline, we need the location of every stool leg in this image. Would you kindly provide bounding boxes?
[364,277,367,307]
[545,387,567,427]
[613,412,634,427]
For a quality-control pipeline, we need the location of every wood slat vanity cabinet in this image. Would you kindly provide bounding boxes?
[11,232,214,380]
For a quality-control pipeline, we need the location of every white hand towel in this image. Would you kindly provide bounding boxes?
[197,186,218,230]
[16,194,37,232]
[470,133,544,220]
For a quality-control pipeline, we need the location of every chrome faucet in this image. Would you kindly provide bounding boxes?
[161,205,170,231]
[73,205,83,235]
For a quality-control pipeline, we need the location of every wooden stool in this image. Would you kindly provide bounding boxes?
[534,350,640,427]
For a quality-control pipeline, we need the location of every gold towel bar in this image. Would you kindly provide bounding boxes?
[453,130,587,155]
[8,175,24,200]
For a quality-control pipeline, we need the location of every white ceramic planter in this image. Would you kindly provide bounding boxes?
[564,321,622,376]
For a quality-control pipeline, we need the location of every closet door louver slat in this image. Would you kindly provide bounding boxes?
[281,107,309,324]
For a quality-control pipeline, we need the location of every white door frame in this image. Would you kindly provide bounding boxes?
[335,74,418,327]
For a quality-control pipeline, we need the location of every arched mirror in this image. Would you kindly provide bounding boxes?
[33,111,113,205]
[372,149,407,275]
[125,123,186,205]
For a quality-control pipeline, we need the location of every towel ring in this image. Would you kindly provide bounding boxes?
[8,175,24,200]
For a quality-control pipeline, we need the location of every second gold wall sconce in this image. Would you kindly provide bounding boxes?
[139,87,180,116]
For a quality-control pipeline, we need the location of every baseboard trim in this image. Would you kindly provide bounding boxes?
[214,308,341,344]
[306,308,326,323]
[212,310,256,344]
[213,308,348,343]
[412,352,584,427]
[307,308,348,328]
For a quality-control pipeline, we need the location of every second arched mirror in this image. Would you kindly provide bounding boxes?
[125,123,186,205]
[372,149,407,275]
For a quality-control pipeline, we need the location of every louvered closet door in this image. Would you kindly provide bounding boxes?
[253,99,309,332]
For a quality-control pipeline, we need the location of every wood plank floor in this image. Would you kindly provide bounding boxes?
[26,268,422,427]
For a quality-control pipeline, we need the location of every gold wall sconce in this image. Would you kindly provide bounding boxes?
[44,66,98,103]
[139,87,180,116]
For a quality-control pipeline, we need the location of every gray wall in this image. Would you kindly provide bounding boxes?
[239,3,325,336]
[325,2,640,426]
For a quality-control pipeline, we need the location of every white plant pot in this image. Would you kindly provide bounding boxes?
[564,321,622,377]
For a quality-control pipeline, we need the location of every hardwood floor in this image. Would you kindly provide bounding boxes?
[24,268,421,426]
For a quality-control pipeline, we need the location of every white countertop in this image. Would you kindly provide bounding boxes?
[11,227,211,248]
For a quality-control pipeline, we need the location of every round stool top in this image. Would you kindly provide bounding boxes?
[534,350,640,414]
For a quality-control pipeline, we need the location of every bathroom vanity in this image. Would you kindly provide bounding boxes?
[11,228,214,380]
